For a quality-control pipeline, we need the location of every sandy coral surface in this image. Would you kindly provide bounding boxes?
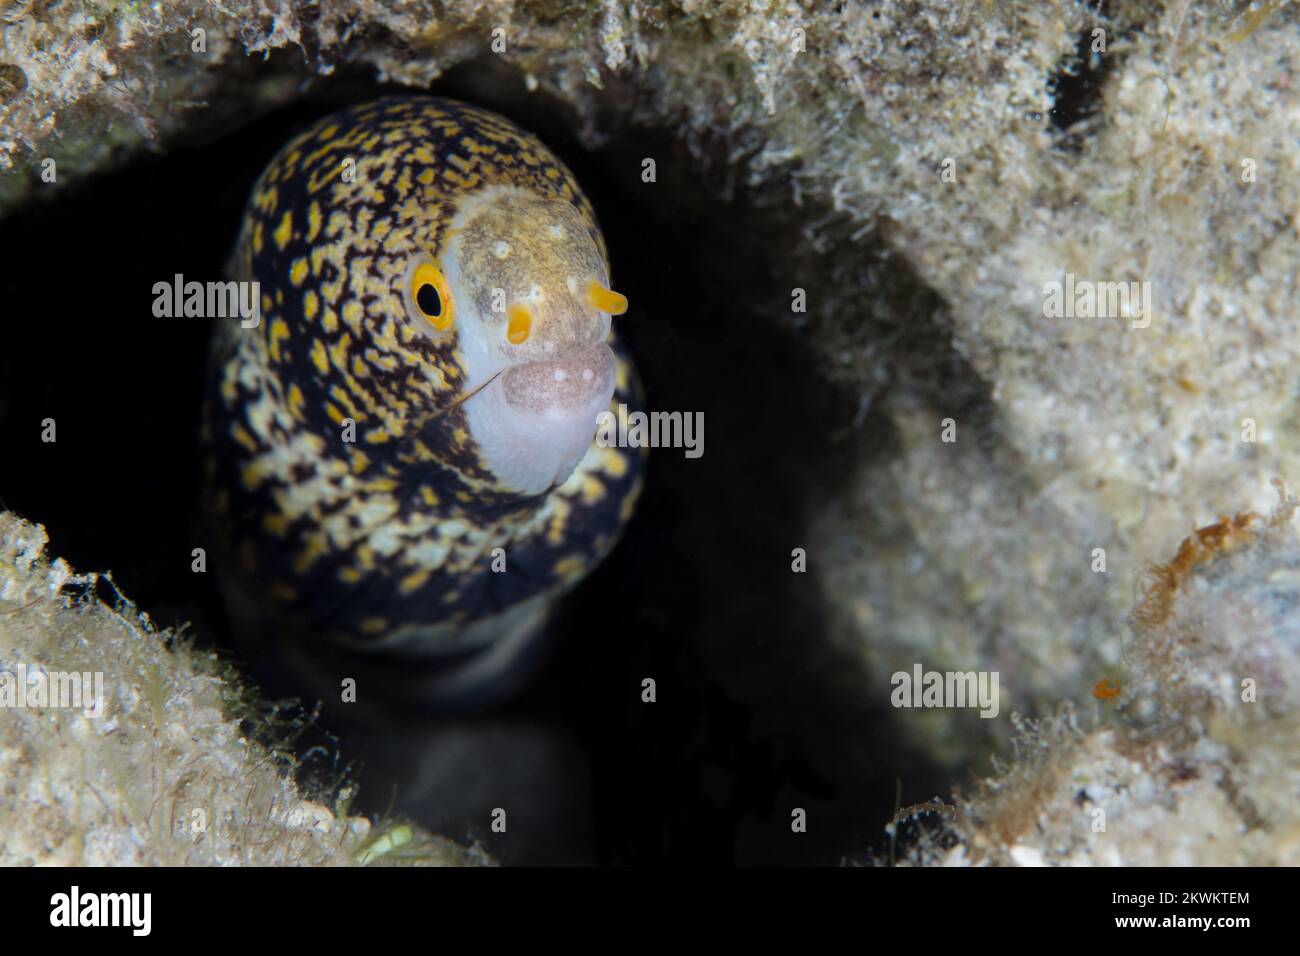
[0,512,488,866]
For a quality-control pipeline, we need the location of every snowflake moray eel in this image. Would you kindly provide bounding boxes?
[202,96,644,707]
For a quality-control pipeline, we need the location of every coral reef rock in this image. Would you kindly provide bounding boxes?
[0,511,487,866]
[897,493,1300,867]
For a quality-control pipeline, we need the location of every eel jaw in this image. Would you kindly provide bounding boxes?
[461,341,615,496]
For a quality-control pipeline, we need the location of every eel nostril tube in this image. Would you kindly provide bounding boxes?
[586,280,628,316]
[507,304,533,344]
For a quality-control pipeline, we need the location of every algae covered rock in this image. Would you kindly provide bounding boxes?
[0,511,487,866]
[895,490,1300,867]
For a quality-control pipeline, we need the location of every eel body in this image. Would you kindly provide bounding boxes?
[203,96,643,706]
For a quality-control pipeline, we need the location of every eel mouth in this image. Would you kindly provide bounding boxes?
[498,341,615,414]
[461,341,616,495]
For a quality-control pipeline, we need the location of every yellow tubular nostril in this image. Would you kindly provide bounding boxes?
[586,280,628,316]
[506,304,533,344]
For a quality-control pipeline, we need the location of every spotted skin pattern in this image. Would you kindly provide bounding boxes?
[203,97,643,670]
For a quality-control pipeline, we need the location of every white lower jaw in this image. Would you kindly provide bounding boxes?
[462,342,616,496]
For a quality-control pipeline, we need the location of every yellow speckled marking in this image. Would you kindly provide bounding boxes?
[293,536,328,575]
[269,318,290,362]
[400,569,432,594]
[232,425,258,453]
[554,555,586,581]
[310,338,330,374]
[274,211,294,250]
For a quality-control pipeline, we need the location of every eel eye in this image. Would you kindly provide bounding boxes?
[408,261,454,332]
